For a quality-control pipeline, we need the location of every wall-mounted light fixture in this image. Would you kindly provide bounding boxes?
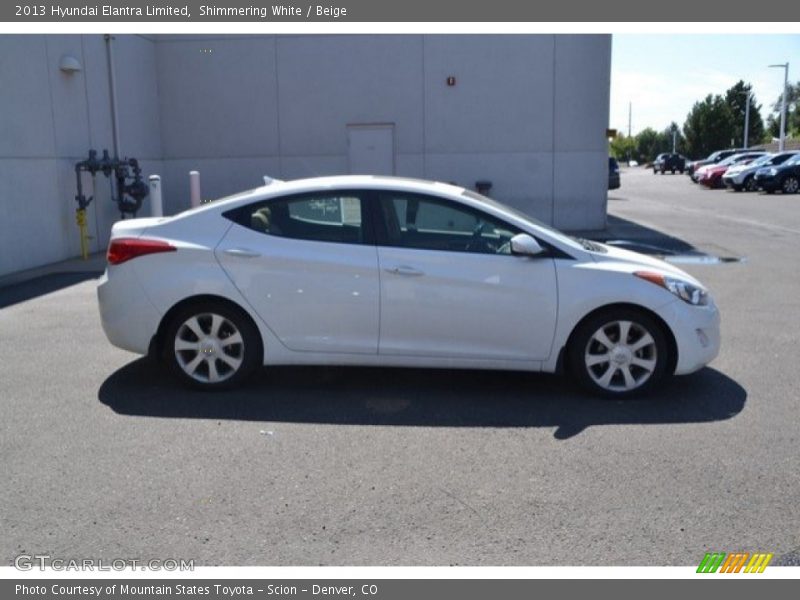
[59,54,83,73]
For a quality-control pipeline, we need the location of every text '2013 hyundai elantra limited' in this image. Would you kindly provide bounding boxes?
[98,176,720,396]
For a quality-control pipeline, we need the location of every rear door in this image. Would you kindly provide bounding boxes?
[217,191,380,354]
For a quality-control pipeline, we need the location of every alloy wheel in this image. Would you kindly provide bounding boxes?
[584,320,658,392]
[782,176,799,194]
[173,312,245,383]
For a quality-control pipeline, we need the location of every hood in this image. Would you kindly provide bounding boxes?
[589,243,703,285]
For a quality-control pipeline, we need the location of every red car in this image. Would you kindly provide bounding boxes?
[696,152,766,188]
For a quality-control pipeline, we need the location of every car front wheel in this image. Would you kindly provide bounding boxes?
[164,301,262,389]
[568,308,670,397]
[782,176,799,194]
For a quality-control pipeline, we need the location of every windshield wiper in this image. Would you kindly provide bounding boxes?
[573,237,608,253]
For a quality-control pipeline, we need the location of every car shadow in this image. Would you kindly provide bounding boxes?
[0,272,101,309]
[98,360,746,439]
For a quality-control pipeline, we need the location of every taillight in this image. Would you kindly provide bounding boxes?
[107,238,176,265]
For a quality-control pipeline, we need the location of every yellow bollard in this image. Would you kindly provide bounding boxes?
[75,208,89,260]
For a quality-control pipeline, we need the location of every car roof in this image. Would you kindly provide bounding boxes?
[177,175,494,219]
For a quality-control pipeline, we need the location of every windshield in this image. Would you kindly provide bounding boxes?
[750,154,774,167]
[786,154,800,166]
[461,189,583,251]
[718,154,743,166]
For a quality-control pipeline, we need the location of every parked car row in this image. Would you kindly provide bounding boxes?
[687,150,800,194]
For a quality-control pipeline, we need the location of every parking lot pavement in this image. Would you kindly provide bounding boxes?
[1,168,799,566]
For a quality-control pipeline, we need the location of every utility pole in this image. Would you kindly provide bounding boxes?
[739,89,752,149]
[671,123,678,153]
[769,62,789,152]
[628,102,632,138]
[627,102,632,164]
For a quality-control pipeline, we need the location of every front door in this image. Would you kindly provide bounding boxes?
[374,192,558,361]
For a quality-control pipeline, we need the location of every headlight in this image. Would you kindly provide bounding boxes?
[767,168,778,176]
[635,271,709,306]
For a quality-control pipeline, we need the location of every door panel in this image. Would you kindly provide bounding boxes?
[216,194,379,354]
[378,247,558,360]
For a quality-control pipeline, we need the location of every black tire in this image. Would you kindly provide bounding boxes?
[743,175,757,192]
[567,307,671,398]
[671,168,676,174]
[680,168,685,174]
[163,300,262,390]
[781,176,799,194]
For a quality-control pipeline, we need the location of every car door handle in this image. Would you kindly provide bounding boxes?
[386,265,424,276]
[223,247,261,258]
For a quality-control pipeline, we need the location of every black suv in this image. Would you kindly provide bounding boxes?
[653,153,686,174]
[608,157,620,190]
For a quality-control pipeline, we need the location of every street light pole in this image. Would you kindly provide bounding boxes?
[769,62,789,152]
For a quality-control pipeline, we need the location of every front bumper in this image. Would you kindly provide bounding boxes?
[700,173,724,188]
[754,175,779,192]
[660,298,721,375]
[722,172,746,187]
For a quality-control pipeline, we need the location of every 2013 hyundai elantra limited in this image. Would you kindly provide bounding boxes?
[97,175,720,396]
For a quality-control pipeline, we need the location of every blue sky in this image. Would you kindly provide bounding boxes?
[610,35,800,136]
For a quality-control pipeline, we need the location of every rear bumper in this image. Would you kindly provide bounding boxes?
[97,267,161,355]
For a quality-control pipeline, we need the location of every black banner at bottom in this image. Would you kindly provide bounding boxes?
[4,579,797,600]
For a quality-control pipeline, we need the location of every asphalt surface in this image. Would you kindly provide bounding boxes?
[2,168,799,566]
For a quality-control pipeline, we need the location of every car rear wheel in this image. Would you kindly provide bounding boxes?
[568,308,670,398]
[164,302,262,389]
[782,176,799,194]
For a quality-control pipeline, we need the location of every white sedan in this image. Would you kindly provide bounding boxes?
[97,175,720,396]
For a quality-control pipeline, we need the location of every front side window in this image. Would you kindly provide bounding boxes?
[232,193,365,245]
[378,192,520,255]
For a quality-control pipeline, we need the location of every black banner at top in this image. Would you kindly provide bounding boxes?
[1,0,796,22]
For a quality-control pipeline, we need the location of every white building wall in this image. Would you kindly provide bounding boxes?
[0,34,163,277]
[155,34,611,227]
[0,33,611,277]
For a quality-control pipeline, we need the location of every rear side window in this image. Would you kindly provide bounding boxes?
[225,193,366,245]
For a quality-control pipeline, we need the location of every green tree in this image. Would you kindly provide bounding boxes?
[766,81,800,140]
[609,133,636,162]
[724,80,765,148]
[634,128,665,163]
[661,122,686,154]
[682,94,737,159]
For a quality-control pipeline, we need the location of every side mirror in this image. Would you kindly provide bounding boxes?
[510,233,544,257]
